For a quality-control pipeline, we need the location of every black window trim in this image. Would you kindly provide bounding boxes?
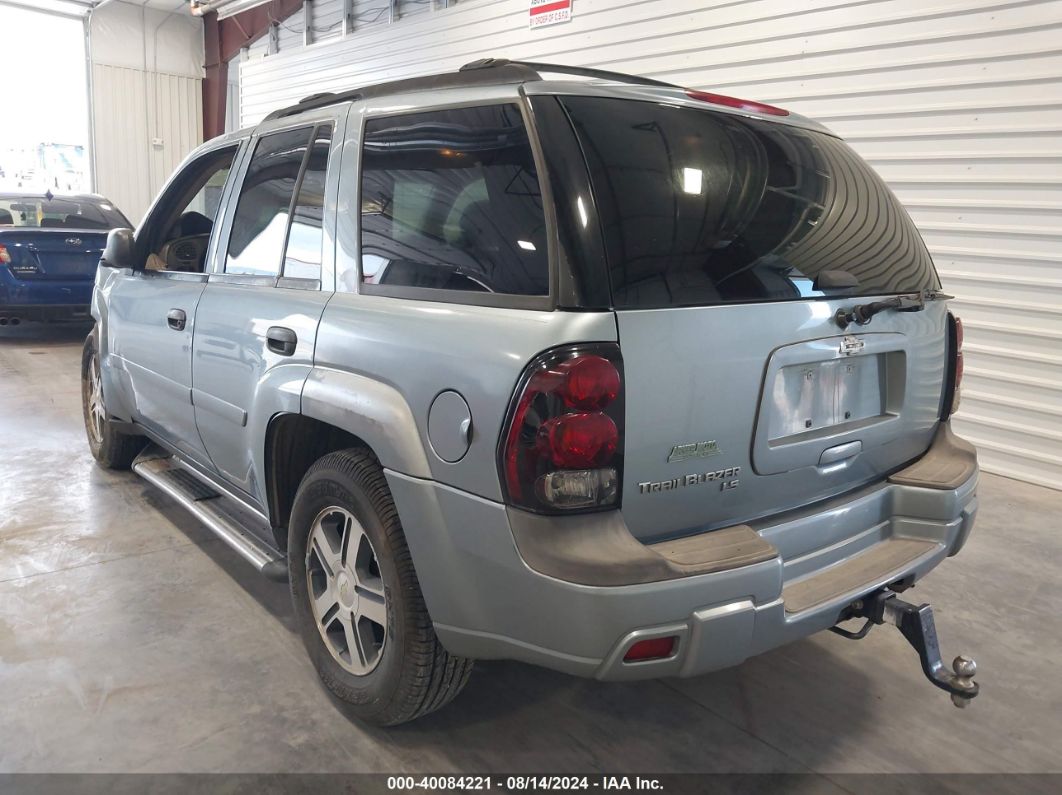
[218,122,328,283]
[278,122,333,284]
[354,94,558,312]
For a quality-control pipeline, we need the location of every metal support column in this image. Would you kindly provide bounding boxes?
[342,0,354,35]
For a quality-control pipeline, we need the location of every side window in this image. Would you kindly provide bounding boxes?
[142,146,237,273]
[187,167,230,223]
[225,127,312,276]
[283,126,332,280]
[359,103,549,297]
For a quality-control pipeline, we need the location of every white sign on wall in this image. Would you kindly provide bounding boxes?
[529,0,573,29]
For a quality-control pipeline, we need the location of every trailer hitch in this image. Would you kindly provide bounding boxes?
[830,589,979,707]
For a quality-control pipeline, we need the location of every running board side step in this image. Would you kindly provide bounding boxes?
[132,451,288,582]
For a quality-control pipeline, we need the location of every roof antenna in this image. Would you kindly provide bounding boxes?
[45,189,54,201]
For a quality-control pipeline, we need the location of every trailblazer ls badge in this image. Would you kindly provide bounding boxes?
[637,466,741,495]
[642,440,740,494]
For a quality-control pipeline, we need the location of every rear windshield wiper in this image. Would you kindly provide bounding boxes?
[835,289,952,330]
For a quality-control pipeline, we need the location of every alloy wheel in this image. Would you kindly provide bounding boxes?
[87,352,106,445]
[305,506,388,675]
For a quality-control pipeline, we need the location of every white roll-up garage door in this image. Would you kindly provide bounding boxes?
[240,0,1062,490]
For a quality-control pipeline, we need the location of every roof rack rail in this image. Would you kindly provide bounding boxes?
[262,61,539,121]
[261,58,678,122]
[460,58,680,89]
[298,91,336,104]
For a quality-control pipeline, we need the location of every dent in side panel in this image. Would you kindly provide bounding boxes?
[92,265,135,422]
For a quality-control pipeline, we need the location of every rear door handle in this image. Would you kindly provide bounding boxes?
[266,326,297,356]
[167,308,186,331]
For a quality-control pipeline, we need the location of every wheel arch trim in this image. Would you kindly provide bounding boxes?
[300,367,432,480]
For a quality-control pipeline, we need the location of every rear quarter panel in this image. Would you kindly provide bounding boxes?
[312,294,617,501]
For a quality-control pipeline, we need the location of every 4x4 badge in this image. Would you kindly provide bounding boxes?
[840,335,865,356]
[667,440,721,463]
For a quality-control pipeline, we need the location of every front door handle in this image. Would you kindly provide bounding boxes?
[266,326,297,356]
[167,308,186,331]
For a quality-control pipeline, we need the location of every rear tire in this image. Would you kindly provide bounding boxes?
[81,330,144,469]
[288,448,473,726]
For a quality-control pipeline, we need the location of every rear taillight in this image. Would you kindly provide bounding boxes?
[0,243,38,276]
[685,89,790,117]
[500,344,624,513]
[943,312,964,418]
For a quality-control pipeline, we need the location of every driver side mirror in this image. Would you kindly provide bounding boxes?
[101,228,136,270]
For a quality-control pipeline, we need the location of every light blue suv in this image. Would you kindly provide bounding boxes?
[82,60,980,725]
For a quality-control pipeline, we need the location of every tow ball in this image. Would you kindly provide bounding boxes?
[830,589,980,707]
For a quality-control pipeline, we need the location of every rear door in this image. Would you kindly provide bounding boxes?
[554,95,946,541]
[191,112,341,506]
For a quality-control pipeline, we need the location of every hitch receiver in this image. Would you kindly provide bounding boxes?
[831,590,980,707]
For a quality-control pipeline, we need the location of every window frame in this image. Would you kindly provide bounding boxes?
[351,95,559,311]
[133,138,247,276]
[278,124,333,287]
[217,123,315,281]
[208,105,344,292]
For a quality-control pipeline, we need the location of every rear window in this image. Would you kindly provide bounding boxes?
[0,196,129,230]
[359,103,549,297]
[559,96,938,309]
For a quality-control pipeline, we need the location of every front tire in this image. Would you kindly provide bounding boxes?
[81,330,144,469]
[288,448,473,726]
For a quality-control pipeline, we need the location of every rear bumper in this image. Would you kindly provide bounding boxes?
[389,422,978,680]
[0,268,94,318]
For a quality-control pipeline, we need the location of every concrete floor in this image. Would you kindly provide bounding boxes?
[1,321,1061,777]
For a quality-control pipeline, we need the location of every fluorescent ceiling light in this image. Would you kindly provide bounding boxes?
[0,0,93,18]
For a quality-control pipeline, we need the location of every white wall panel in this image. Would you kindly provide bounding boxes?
[92,64,202,224]
[240,0,1062,490]
[90,0,204,78]
[89,2,204,223]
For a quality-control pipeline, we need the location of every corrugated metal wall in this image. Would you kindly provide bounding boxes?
[89,2,204,223]
[92,65,203,223]
[239,0,1062,490]
[245,0,435,58]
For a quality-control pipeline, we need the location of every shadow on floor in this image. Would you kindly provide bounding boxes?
[0,320,94,347]
[154,485,875,773]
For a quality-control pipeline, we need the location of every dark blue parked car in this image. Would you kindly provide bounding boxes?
[0,192,131,325]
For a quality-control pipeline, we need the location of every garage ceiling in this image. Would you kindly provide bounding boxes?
[0,0,191,18]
